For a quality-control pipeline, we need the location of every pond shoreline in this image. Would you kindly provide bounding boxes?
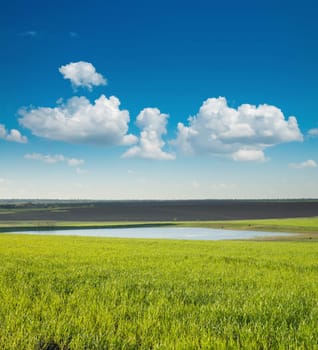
[4,226,296,241]
[1,217,317,241]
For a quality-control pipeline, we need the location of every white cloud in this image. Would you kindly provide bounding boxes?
[210,183,236,190]
[76,167,87,174]
[232,149,267,162]
[174,97,303,161]
[122,108,175,160]
[308,128,318,137]
[59,61,106,90]
[24,153,84,167]
[18,30,37,37]
[0,124,28,143]
[289,159,317,169]
[19,95,137,146]
[0,125,7,139]
[192,180,200,189]
[67,158,84,166]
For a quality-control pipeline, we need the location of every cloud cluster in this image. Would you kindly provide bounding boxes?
[13,62,306,163]
[59,61,107,90]
[19,95,137,146]
[122,108,175,160]
[0,124,27,143]
[24,153,84,166]
[174,97,303,161]
[289,159,317,169]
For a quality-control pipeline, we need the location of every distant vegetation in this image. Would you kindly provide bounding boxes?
[0,234,317,349]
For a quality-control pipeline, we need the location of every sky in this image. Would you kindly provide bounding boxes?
[0,0,318,199]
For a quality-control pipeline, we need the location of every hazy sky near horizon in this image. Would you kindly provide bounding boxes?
[1,0,318,199]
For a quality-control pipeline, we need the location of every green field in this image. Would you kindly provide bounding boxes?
[1,233,318,349]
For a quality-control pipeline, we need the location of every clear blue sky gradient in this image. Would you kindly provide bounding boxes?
[0,0,317,199]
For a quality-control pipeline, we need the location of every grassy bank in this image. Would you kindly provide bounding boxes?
[182,217,318,232]
[0,234,318,349]
[180,217,318,241]
[0,221,174,232]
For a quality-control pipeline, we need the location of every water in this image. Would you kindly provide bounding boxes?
[10,226,294,240]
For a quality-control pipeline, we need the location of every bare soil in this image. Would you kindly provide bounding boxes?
[0,200,317,221]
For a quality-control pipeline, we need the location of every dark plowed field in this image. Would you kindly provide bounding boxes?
[1,200,318,221]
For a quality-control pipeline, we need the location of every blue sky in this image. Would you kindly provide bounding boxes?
[0,0,317,199]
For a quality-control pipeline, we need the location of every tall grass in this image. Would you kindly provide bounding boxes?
[0,234,317,349]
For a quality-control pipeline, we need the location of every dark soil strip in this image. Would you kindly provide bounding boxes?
[1,200,317,221]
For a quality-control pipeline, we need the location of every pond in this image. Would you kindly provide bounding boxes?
[10,226,294,240]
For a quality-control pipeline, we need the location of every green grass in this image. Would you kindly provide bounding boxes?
[0,221,175,234]
[182,217,318,232]
[0,234,318,349]
[179,217,318,240]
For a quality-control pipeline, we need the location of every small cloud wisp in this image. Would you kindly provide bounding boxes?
[24,153,84,167]
[0,124,27,143]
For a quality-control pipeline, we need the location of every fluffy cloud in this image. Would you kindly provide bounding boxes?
[0,124,27,143]
[122,108,175,160]
[24,153,84,166]
[308,128,318,137]
[19,95,137,146]
[289,159,317,169]
[232,149,266,162]
[174,97,303,161]
[59,61,106,90]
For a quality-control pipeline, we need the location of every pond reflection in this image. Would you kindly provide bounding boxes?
[10,226,294,240]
